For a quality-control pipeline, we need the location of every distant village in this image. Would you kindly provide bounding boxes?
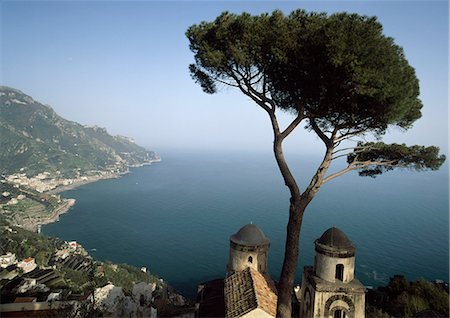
[0,223,189,317]
[3,169,122,194]
[0,226,93,315]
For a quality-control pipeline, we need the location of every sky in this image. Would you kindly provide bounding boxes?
[1,1,448,156]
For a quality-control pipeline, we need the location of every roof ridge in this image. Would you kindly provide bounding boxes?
[249,268,277,317]
[248,268,258,308]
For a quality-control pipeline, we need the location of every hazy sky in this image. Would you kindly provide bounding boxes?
[1,1,448,155]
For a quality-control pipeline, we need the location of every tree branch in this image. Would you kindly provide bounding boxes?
[332,146,364,154]
[280,112,304,140]
[229,72,272,114]
[331,152,352,161]
[273,136,301,199]
[322,165,355,184]
[301,145,334,201]
[322,159,398,184]
[334,127,369,143]
[210,75,239,88]
[310,118,332,147]
[331,147,373,160]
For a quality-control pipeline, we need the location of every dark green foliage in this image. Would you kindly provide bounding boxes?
[0,222,162,299]
[187,10,446,317]
[35,250,52,266]
[348,142,446,177]
[186,10,422,135]
[0,225,59,260]
[102,262,159,295]
[370,276,450,318]
[366,306,393,318]
[387,275,410,296]
[63,268,91,293]
[189,64,216,94]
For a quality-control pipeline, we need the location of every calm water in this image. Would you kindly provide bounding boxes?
[43,150,449,298]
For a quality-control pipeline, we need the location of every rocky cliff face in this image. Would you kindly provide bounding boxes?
[90,282,157,317]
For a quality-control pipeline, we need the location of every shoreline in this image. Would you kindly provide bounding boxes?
[48,173,122,194]
[36,159,162,230]
[48,158,162,195]
[23,198,76,232]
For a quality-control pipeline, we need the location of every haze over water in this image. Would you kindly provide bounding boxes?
[43,150,449,298]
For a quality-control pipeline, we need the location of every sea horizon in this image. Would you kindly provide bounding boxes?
[43,149,449,298]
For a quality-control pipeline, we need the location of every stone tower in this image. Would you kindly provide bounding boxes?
[227,224,270,276]
[299,227,365,318]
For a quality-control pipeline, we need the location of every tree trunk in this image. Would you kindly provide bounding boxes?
[276,199,306,318]
[272,136,303,318]
[271,123,332,317]
[273,145,332,317]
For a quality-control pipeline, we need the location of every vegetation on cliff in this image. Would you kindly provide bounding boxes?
[366,275,449,318]
[0,219,192,316]
[0,86,158,178]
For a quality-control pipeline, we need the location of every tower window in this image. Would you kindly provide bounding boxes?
[248,256,253,263]
[333,309,346,318]
[335,264,344,281]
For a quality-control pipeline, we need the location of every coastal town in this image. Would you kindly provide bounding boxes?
[0,223,191,317]
[1,0,449,316]
[0,142,179,317]
[0,154,160,232]
[0,171,83,231]
[0,83,172,316]
[4,169,123,194]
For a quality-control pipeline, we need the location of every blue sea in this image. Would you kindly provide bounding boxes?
[43,150,449,298]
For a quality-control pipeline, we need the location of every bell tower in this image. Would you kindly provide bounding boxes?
[299,227,366,318]
[227,223,270,276]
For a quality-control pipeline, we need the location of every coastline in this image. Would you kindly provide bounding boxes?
[47,173,123,195]
[48,158,162,195]
[37,158,162,230]
[23,198,76,232]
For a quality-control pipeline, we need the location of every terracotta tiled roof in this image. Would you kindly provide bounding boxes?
[224,268,277,317]
[252,269,278,317]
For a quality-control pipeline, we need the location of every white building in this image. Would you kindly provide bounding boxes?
[69,241,77,250]
[0,252,17,268]
[17,257,37,273]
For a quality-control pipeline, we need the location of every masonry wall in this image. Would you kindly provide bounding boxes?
[312,290,365,318]
[314,253,355,283]
[227,242,268,275]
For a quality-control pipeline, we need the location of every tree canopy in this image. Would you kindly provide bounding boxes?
[186,11,445,173]
[186,9,446,317]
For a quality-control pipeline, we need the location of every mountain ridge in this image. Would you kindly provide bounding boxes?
[0,86,159,178]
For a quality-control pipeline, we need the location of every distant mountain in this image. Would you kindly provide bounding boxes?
[0,86,159,177]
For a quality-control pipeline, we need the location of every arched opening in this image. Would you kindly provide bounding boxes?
[325,295,354,318]
[335,264,344,281]
[333,309,346,318]
[248,256,253,263]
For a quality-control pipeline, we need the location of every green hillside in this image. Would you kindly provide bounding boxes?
[0,86,158,177]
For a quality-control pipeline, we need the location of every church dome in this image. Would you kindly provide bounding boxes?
[230,224,270,246]
[315,227,355,256]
